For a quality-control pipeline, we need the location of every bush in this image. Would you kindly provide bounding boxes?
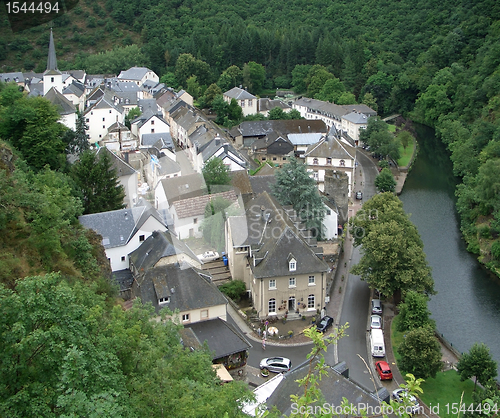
[218,280,247,301]
[491,240,500,260]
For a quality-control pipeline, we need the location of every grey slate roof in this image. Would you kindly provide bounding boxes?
[248,175,276,196]
[46,29,58,72]
[172,189,238,219]
[141,132,174,150]
[79,204,166,249]
[62,81,85,97]
[224,86,257,100]
[0,72,24,83]
[304,131,356,160]
[159,173,207,203]
[251,131,293,153]
[129,230,198,272]
[266,359,387,415]
[96,147,136,177]
[157,155,181,176]
[342,104,377,116]
[111,269,134,292]
[201,139,247,167]
[294,97,348,120]
[186,318,252,359]
[342,111,370,124]
[132,264,226,314]
[84,91,124,115]
[237,120,328,138]
[238,192,329,278]
[44,87,76,115]
[258,98,291,112]
[118,67,154,81]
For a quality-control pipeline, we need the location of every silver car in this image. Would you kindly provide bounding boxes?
[371,299,382,315]
[260,357,292,373]
[393,388,420,415]
[370,315,382,329]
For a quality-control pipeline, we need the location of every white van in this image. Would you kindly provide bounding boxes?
[370,328,385,357]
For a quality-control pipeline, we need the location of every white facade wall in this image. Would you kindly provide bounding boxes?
[85,107,124,143]
[322,205,338,240]
[138,117,170,138]
[166,303,227,324]
[60,113,76,131]
[170,206,203,239]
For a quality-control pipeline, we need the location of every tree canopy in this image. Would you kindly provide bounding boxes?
[457,343,498,390]
[70,149,125,215]
[271,157,325,237]
[350,193,434,299]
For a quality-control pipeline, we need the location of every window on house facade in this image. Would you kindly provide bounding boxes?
[273,157,277,161]
[308,275,315,285]
[139,235,145,242]
[289,260,296,271]
[248,100,252,106]
[51,77,54,82]
[241,100,245,107]
[121,256,125,261]
[326,210,331,215]
[268,298,276,314]
[269,279,276,289]
[193,218,198,224]
[289,277,296,287]
[159,297,169,304]
[86,118,89,123]
[313,172,319,180]
[151,129,155,133]
[308,294,315,308]
[182,313,190,322]
[102,117,105,121]
[327,158,332,165]
[151,120,155,125]
[201,309,208,319]
[109,110,112,113]
[313,158,318,165]
[339,159,345,167]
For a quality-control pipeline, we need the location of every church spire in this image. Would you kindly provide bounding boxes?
[46,28,58,72]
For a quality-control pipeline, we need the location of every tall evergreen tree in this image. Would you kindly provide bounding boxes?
[66,110,90,156]
[71,149,125,215]
[271,157,325,237]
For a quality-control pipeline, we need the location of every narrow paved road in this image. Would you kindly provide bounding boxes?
[336,149,381,390]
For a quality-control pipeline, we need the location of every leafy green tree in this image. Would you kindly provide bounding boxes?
[0,85,66,171]
[174,53,212,88]
[457,343,498,390]
[200,83,222,109]
[291,64,312,94]
[360,117,400,161]
[125,106,141,129]
[271,157,325,237]
[350,193,434,299]
[71,149,125,214]
[397,291,435,332]
[306,65,334,98]
[217,65,243,92]
[268,107,287,120]
[375,167,397,193]
[361,92,378,112]
[243,61,266,94]
[186,75,202,99]
[202,157,231,192]
[80,44,149,75]
[218,280,247,301]
[228,97,244,121]
[397,130,413,150]
[398,326,442,379]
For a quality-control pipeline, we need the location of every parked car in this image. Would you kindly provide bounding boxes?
[355,191,363,200]
[260,357,292,374]
[370,315,382,329]
[197,251,219,262]
[316,315,334,333]
[393,388,420,415]
[375,361,393,380]
[371,299,382,315]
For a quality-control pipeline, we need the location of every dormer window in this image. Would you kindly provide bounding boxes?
[159,297,170,304]
[313,158,318,165]
[289,259,296,271]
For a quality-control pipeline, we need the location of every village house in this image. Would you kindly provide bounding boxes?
[117,66,159,87]
[79,202,167,272]
[226,191,330,319]
[223,86,258,117]
[303,125,356,195]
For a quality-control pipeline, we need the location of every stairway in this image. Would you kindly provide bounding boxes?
[200,259,232,285]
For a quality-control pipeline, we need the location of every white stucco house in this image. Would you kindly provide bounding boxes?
[223,87,258,117]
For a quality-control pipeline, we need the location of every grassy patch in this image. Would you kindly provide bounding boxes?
[391,315,405,365]
[420,370,481,418]
[388,123,397,133]
[397,137,415,167]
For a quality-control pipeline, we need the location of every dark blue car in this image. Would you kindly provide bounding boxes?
[316,316,334,333]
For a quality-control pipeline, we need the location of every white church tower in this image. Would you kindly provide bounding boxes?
[43,29,63,96]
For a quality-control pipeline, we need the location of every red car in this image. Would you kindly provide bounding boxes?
[375,361,393,380]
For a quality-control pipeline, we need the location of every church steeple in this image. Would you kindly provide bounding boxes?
[46,28,58,72]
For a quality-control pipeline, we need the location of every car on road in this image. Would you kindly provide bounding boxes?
[316,315,334,333]
[371,299,382,315]
[197,251,219,262]
[370,315,382,329]
[355,191,363,200]
[260,357,292,374]
[392,388,420,415]
[375,361,393,380]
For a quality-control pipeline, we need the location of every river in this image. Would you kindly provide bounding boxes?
[399,124,500,378]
